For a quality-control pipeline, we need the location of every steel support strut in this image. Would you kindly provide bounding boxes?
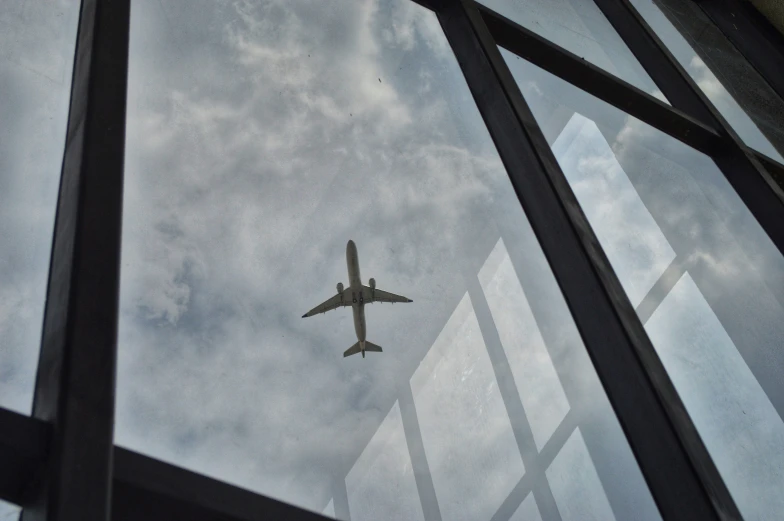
[21,0,131,520]
[435,0,741,519]
[592,0,784,261]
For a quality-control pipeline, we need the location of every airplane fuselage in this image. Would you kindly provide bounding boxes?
[346,240,367,346]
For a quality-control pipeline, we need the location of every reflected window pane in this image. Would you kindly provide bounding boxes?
[478,238,571,451]
[546,429,616,521]
[0,2,80,413]
[504,50,784,520]
[629,0,784,162]
[478,0,666,99]
[510,493,542,521]
[0,500,20,521]
[346,402,423,521]
[410,294,524,521]
[119,0,660,517]
[322,498,335,519]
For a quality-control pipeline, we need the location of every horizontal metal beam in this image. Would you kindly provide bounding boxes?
[113,448,334,521]
[436,1,738,519]
[478,3,723,156]
[0,409,334,521]
[0,408,50,506]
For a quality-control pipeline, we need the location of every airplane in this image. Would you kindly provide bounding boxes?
[302,240,413,358]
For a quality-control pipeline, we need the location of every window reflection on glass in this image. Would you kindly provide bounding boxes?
[478,0,666,100]
[629,0,784,162]
[0,2,80,414]
[546,429,616,521]
[504,49,784,520]
[510,493,542,521]
[478,238,571,452]
[0,500,20,521]
[119,0,659,517]
[410,294,524,521]
[322,498,335,519]
[346,401,423,521]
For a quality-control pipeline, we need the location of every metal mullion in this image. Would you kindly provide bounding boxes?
[478,2,784,194]
[22,1,130,520]
[592,0,784,260]
[477,3,722,156]
[696,0,784,104]
[435,0,740,519]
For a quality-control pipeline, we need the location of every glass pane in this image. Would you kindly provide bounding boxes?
[503,49,784,521]
[0,2,80,413]
[0,500,20,521]
[477,0,667,100]
[629,0,784,162]
[322,498,336,519]
[119,0,659,518]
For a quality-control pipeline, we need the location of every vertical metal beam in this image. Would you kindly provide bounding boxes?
[592,0,784,261]
[435,0,741,519]
[22,0,130,520]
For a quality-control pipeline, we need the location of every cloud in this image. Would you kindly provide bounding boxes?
[116,0,514,511]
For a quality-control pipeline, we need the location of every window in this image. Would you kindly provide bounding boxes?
[479,0,666,99]
[505,51,784,520]
[0,1,80,414]
[118,0,658,517]
[629,0,784,162]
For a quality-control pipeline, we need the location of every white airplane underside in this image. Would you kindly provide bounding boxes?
[302,240,412,358]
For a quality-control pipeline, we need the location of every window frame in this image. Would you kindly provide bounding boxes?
[4,0,784,519]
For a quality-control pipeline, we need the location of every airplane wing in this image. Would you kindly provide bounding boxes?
[302,292,350,318]
[364,286,413,304]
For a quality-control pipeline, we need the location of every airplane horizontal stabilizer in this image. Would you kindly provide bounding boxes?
[364,341,382,353]
[343,342,362,358]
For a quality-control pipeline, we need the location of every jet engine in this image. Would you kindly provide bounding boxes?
[337,282,344,293]
[369,278,376,289]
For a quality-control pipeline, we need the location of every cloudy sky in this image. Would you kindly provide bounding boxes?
[0,1,79,414]
[2,1,784,521]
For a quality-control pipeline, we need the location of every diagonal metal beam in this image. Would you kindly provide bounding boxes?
[592,0,784,263]
[478,3,722,156]
[435,0,741,519]
[20,0,131,519]
[478,1,784,194]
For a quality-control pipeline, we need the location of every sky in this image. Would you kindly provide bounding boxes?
[0,1,79,413]
[1,1,784,521]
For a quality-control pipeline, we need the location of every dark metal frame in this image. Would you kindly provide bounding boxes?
[696,0,784,104]
[3,0,784,519]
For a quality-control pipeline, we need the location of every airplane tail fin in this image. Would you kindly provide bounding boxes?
[344,342,361,358]
[343,341,383,358]
[364,341,383,353]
